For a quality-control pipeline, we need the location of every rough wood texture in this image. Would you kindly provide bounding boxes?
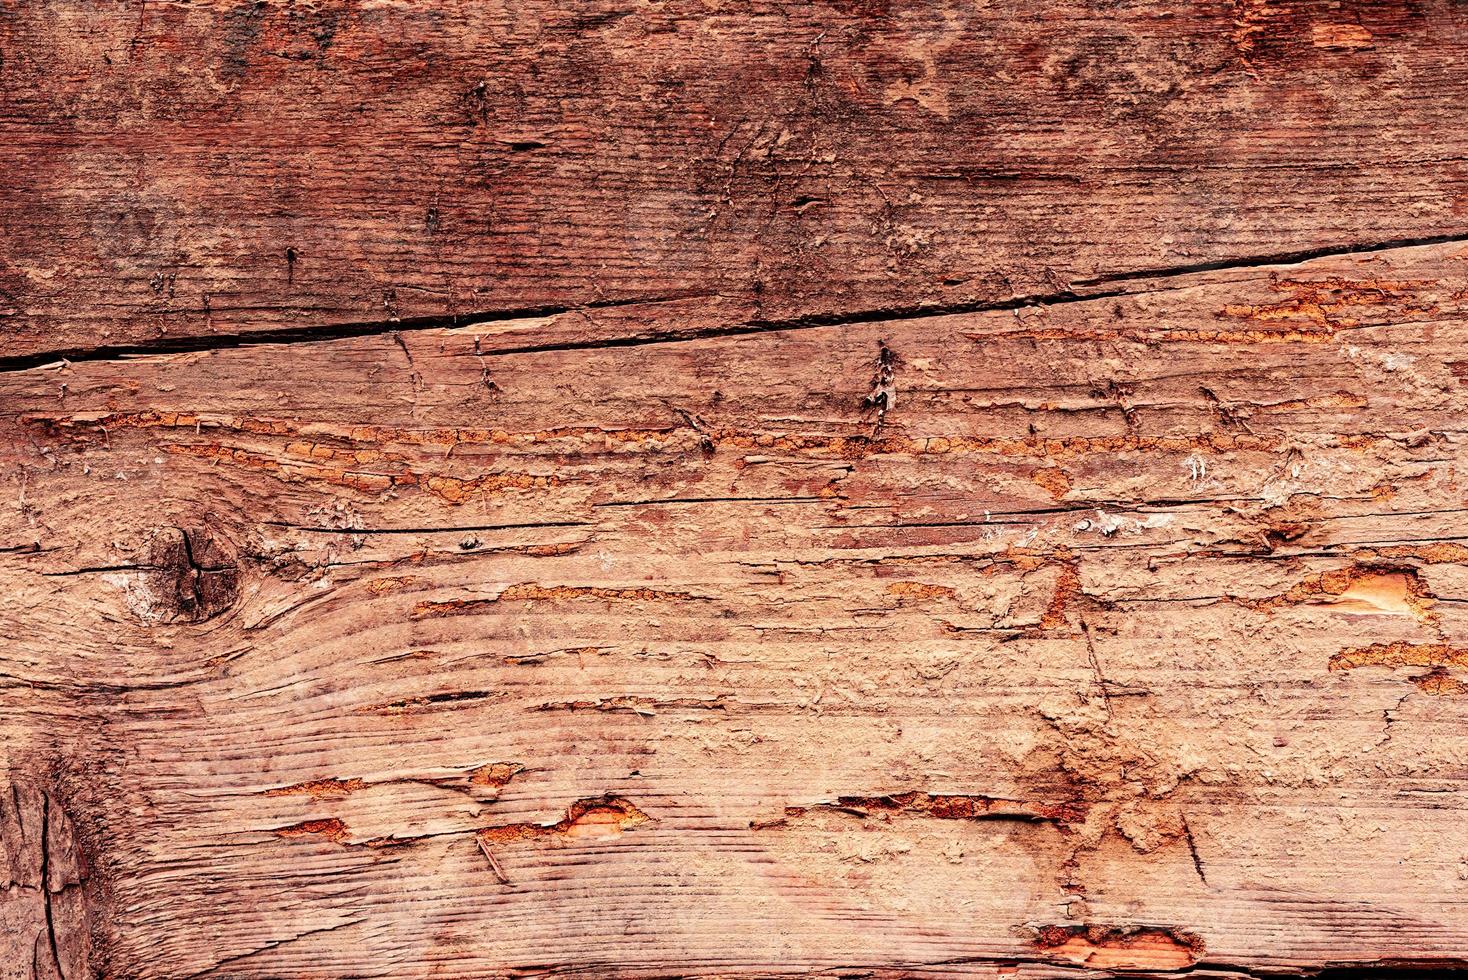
[4,2,1468,978]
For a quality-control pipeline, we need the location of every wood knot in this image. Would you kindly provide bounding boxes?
[142,526,241,624]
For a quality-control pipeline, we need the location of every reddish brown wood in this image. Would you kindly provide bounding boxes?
[3,0,1468,360]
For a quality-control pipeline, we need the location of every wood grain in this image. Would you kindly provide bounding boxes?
[4,1,1468,978]
[4,0,1468,359]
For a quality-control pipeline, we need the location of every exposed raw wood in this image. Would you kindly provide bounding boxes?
[5,1,1468,978]
[6,238,1468,976]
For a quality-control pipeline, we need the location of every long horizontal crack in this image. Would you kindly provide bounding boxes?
[265,520,592,534]
[4,231,1465,373]
[881,952,1468,979]
[0,293,699,373]
[1073,231,1468,287]
[473,284,1135,356]
[483,229,1468,356]
[0,285,1129,372]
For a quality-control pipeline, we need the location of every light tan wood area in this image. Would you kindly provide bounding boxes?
[4,2,1468,977]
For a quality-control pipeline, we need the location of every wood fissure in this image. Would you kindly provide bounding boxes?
[9,228,1468,374]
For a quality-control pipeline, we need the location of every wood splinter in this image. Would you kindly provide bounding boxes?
[477,835,511,885]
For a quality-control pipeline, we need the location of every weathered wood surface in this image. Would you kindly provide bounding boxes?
[7,240,1468,977]
[3,0,1468,360]
[5,2,1468,979]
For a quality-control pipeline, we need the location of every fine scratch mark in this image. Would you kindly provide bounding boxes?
[473,335,501,395]
[1181,812,1209,887]
[1081,619,1113,721]
[391,330,420,391]
[181,918,367,979]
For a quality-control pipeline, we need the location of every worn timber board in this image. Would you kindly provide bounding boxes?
[4,1,1468,978]
[4,0,1468,359]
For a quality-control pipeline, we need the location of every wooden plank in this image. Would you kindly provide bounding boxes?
[3,0,1468,360]
[4,239,1468,976]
